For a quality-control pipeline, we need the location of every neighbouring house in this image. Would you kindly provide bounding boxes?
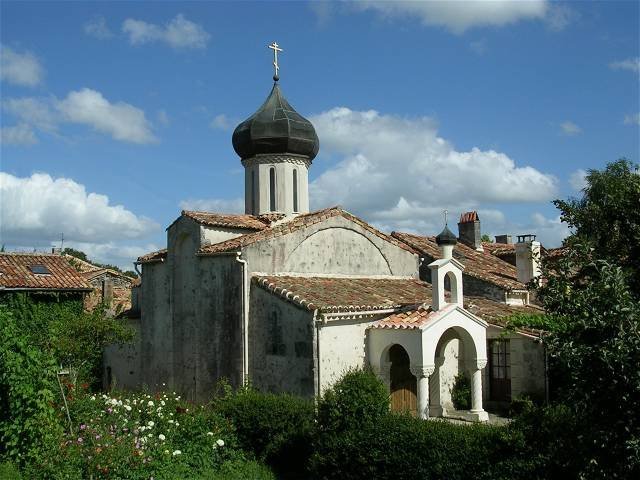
[105,66,549,420]
[64,254,135,313]
[0,252,92,306]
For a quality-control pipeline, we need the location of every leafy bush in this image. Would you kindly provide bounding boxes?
[213,382,315,478]
[316,367,389,433]
[451,373,471,410]
[0,308,62,467]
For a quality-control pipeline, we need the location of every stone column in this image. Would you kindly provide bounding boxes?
[470,360,489,422]
[410,365,435,419]
[429,356,445,417]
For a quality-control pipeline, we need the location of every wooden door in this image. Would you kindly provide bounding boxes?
[389,344,417,415]
[489,339,511,401]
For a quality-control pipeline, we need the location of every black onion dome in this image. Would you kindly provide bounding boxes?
[436,225,458,246]
[232,83,319,161]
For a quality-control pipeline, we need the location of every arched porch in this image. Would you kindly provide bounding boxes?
[369,305,489,422]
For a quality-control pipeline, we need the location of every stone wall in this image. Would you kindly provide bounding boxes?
[243,215,418,276]
[103,319,141,391]
[248,286,315,396]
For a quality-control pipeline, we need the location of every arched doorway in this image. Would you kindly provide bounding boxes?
[389,344,417,415]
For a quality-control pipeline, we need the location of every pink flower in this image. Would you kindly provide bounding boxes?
[80,424,87,430]
[77,437,83,443]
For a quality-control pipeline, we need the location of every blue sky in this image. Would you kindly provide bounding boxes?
[1,1,638,269]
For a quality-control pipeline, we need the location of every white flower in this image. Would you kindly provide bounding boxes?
[140,426,146,432]
[164,449,170,454]
[216,439,224,447]
[172,450,181,456]
[110,398,118,406]
[90,395,96,401]
[147,420,154,427]
[206,432,213,436]
[124,405,132,412]
[158,434,166,441]
[147,400,154,407]
[160,400,165,406]
[168,420,174,424]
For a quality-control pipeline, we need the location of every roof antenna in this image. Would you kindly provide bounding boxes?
[60,232,64,251]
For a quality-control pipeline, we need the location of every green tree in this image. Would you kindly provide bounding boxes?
[481,234,492,243]
[509,160,640,478]
[554,159,640,293]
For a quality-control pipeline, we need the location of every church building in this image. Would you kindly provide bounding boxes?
[106,48,546,420]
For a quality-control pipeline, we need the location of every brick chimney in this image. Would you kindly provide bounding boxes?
[458,211,483,251]
[515,234,541,284]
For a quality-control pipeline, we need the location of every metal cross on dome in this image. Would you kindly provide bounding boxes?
[268,41,283,81]
[443,209,449,226]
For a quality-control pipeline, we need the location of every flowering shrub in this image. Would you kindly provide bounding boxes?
[37,390,243,479]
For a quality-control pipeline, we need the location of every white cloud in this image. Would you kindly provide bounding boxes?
[624,113,640,126]
[0,124,37,146]
[545,3,576,32]
[84,16,113,39]
[0,172,159,248]
[351,0,549,33]
[3,97,58,132]
[3,90,156,143]
[179,197,244,213]
[529,212,571,247]
[569,169,587,192]
[609,57,640,74]
[308,107,557,236]
[210,114,231,131]
[560,121,582,136]
[0,45,44,87]
[57,88,157,143]
[122,14,210,49]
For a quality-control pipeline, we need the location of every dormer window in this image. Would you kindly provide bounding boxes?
[29,264,51,275]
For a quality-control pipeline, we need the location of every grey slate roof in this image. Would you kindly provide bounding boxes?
[232,83,319,160]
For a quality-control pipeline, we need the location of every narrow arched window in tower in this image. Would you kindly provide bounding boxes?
[292,169,298,213]
[251,170,256,214]
[269,167,276,211]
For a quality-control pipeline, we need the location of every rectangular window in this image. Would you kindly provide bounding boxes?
[293,169,298,212]
[251,170,256,214]
[29,264,51,275]
[267,311,286,356]
[269,167,276,211]
[488,339,511,401]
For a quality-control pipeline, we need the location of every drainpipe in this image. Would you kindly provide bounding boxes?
[313,309,321,397]
[235,252,249,385]
[133,261,141,276]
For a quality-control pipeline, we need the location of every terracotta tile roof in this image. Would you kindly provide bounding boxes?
[82,268,133,283]
[370,304,436,329]
[200,207,417,255]
[371,298,543,334]
[0,253,91,291]
[481,242,516,256]
[137,249,167,264]
[63,254,102,273]
[182,210,268,231]
[254,274,544,334]
[252,275,430,313]
[391,231,524,291]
